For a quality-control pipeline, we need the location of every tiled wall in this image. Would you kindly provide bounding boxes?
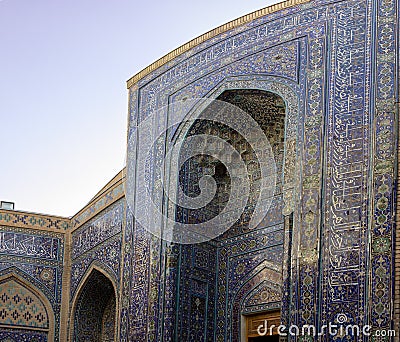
[1,0,399,341]
[0,223,65,341]
[124,0,399,340]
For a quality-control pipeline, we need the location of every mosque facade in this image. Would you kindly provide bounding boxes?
[0,0,399,341]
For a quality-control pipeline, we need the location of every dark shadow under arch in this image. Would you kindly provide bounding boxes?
[165,88,287,341]
[73,269,116,342]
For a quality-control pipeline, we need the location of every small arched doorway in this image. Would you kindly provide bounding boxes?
[73,269,116,342]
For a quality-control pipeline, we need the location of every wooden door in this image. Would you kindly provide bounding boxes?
[246,311,280,342]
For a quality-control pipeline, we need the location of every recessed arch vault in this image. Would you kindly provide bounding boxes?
[161,76,301,341]
[70,265,117,342]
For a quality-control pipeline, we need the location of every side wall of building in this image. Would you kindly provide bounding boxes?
[0,171,125,341]
[68,171,124,341]
[0,210,70,341]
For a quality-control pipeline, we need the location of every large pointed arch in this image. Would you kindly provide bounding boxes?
[175,77,301,334]
[171,75,301,218]
[159,76,301,340]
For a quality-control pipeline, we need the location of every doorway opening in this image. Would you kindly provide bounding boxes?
[73,269,116,341]
[246,311,280,342]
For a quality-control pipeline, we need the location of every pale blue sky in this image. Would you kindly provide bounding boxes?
[1,0,279,216]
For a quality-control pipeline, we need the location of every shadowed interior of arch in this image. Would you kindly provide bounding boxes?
[164,89,287,341]
[175,89,286,234]
[73,269,116,342]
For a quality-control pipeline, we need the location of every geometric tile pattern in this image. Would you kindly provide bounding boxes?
[161,88,287,341]
[0,264,58,301]
[0,226,63,341]
[241,281,281,314]
[70,200,123,297]
[370,0,398,335]
[70,236,121,298]
[101,295,116,342]
[0,210,70,231]
[0,279,49,329]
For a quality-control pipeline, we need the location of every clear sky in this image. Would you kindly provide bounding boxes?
[1,0,280,217]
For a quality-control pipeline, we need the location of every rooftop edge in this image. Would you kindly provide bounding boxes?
[126,0,310,88]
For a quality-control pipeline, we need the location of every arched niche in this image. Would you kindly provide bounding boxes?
[172,77,300,218]
[70,266,117,342]
[231,263,282,342]
[0,272,55,341]
[175,89,286,235]
[162,77,300,341]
